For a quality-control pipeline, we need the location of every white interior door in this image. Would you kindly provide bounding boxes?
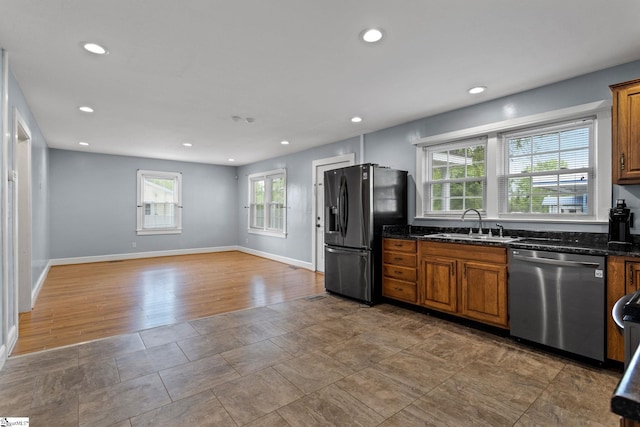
[312,154,355,273]
[16,112,32,313]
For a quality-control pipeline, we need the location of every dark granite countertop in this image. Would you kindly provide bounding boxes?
[382,224,640,257]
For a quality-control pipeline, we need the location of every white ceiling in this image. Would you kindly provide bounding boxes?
[1,1,639,166]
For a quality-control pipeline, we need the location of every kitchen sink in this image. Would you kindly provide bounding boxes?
[423,233,521,243]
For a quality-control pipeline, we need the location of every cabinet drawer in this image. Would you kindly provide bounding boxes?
[383,278,417,303]
[383,264,417,282]
[383,251,416,268]
[383,239,417,253]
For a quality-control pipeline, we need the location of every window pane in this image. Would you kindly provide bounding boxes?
[425,139,487,214]
[142,176,177,228]
[533,133,559,153]
[502,121,592,216]
[466,198,483,210]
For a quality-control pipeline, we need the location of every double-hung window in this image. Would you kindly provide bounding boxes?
[137,170,182,235]
[248,169,286,237]
[423,137,487,215]
[500,118,594,216]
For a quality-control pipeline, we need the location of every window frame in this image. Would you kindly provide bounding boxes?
[136,169,183,235]
[499,118,594,218]
[247,168,287,238]
[414,101,611,224]
[423,137,487,215]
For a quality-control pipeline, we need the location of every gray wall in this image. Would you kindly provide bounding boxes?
[50,149,238,258]
[364,60,640,233]
[8,67,50,297]
[237,137,361,263]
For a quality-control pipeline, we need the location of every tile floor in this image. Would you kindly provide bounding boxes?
[0,294,623,426]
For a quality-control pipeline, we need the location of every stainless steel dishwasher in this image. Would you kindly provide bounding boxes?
[508,248,606,362]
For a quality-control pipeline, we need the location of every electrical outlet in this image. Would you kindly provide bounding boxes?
[132,242,137,248]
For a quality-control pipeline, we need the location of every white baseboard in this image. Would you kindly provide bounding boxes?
[49,245,315,271]
[0,344,6,371]
[7,324,17,356]
[50,245,243,266]
[31,261,51,308]
[237,247,314,271]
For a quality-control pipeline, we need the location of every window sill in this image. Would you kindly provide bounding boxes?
[137,229,182,236]
[248,229,287,238]
[414,215,607,225]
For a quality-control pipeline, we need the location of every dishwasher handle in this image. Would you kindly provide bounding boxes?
[511,253,601,268]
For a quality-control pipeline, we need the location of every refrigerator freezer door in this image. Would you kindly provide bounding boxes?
[342,165,369,249]
[324,169,343,247]
[324,246,372,304]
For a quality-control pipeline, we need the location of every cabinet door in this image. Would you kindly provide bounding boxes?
[612,79,640,184]
[459,260,508,328]
[419,256,457,313]
[627,261,640,294]
[607,257,627,362]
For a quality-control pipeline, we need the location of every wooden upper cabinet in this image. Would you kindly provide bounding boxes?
[611,78,640,184]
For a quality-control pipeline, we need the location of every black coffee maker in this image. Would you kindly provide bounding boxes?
[609,199,633,245]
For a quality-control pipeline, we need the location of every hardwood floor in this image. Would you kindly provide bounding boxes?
[13,251,325,355]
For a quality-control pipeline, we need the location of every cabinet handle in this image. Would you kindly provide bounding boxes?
[394,287,403,291]
[394,270,403,275]
[394,257,403,261]
[621,151,626,171]
[394,243,403,247]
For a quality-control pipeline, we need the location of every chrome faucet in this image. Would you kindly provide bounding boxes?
[461,208,484,235]
[496,223,504,238]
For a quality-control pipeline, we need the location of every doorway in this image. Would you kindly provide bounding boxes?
[15,110,32,314]
[311,154,355,272]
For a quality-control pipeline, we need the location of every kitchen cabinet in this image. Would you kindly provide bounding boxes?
[611,78,640,184]
[382,238,417,304]
[418,241,508,329]
[607,256,640,362]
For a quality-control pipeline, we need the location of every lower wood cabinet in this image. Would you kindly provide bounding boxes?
[419,241,509,329]
[607,256,640,363]
[382,238,418,304]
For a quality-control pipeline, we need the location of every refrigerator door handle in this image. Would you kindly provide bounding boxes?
[338,176,348,237]
[326,246,369,255]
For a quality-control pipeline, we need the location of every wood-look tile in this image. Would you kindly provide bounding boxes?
[77,333,146,364]
[403,329,493,367]
[277,383,385,427]
[31,358,120,407]
[116,342,188,381]
[319,335,401,370]
[515,398,613,427]
[227,321,287,345]
[213,367,303,425]
[243,411,291,427]
[78,373,171,427]
[158,354,239,401]
[130,390,236,427]
[220,340,292,376]
[335,366,424,418]
[29,396,79,426]
[374,352,456,395]
[534,362,621,426]
[139,322,199,348]
[177,331,245,361]
[226,306,282,325]
[413,376,524,426]
[0,376,36,415]
[0,346,79,383]
[188,314,246,336]
[273,350,353,394]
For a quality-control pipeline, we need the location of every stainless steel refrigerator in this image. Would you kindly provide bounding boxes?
[324,163,407,304]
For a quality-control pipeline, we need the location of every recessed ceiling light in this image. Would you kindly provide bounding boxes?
[82,42,109,55]
[182,143,193,147]
[361,28,383,43]
[351,116,363,123]
[280,140,289,145]
[468,86,487,94]
[78,106,94,113]
[228,158,235,162]
[79,141,89,146]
